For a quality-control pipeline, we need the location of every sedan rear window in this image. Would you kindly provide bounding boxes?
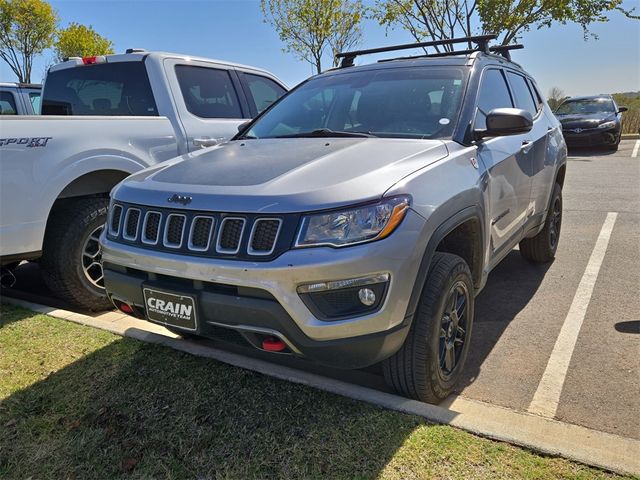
[41,61,158,116]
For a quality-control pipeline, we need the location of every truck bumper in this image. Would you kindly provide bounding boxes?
[100,209,428,368]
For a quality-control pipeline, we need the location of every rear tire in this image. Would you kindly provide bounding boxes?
[382,252,474,404]
[519,183,562,263]
[41,197,112,311]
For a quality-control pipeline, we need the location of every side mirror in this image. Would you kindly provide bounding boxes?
[618,106,628,113]
[475,108,533,139]
[237,120,251,133]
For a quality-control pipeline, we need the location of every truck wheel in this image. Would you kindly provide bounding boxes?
[383,252,474,404]
[41,197,112,311]
[519,183,562,263]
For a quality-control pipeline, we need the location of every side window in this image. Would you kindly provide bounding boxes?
[0,91,18,115]
[175,65,242,119]
[527,78,544,107]
[29,92,41,114]
[476,69,513,129]
[506,72,538,116]
[241,73,286,114]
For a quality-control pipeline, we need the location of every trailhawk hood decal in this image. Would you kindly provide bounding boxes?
[113,137,448,213]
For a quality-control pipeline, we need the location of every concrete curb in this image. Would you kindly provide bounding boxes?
[3,296,639,476]
[621,134,640,140]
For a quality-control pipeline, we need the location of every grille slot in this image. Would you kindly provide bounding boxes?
[188,216,215,251]
[109,204,123,236]
[248,219,282,255]
[163,214,186,248]
[142,211,162,245]
[216,218,245,254]
[123,208,141,240]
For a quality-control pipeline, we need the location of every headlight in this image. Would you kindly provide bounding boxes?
[598,121,616,129]
[295,196,410,247]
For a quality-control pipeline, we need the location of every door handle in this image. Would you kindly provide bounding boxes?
[193,137,218,148]
[520,140,534,153]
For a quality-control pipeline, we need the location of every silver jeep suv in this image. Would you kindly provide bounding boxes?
[101,36,567,403]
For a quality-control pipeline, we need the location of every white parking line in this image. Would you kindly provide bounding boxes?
[528,212,618,418]
[632,139,640,158]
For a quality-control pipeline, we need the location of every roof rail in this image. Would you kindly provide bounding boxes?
[336,34,497,68]
[126,48,146,54]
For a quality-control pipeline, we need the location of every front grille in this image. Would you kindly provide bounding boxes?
[249,219,281,255]
[189,216,214,251]
[110,204,123,235]
[217,218,245,253]
[164,214,186,248]
[108,202,287,260]
[142,212,161,244]
[123,208,141,240]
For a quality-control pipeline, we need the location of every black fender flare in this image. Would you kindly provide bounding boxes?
[404,205,486,321]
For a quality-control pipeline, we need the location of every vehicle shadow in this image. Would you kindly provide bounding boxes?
[456,250,551,391]
[567,146,616,157]
[0,310,445,479]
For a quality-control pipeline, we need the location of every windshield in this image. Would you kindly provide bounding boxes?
[243,67,467,140]
[555,98,614,115]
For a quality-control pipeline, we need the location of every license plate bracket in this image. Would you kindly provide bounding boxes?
[143,287,197,331]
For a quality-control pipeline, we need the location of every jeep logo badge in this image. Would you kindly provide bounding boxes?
[167,193,192,205]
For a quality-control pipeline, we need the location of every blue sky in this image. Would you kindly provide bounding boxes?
[2,0,639,97]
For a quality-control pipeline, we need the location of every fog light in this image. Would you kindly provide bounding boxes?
[358,288,376,306]
[297,274,390,320]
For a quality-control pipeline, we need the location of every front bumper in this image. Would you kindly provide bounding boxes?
[562,127,619,147]
[101,209,428,368]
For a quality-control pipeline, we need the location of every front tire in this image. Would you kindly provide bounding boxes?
[41,197,112,311]
[383,252,474,404]
[519,183,562,263]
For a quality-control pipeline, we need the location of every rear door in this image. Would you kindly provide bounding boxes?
[164,59,250,151]
[474,68,532,261]
[237,71,287,116]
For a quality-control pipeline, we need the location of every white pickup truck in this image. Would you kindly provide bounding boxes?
[0,50,287,310]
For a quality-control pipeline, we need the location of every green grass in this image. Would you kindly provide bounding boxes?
[0,304,627,479]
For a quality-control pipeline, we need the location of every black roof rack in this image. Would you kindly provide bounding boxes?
[377,43,524,63]
[336,34,497,68]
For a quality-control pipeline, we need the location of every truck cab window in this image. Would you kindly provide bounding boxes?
[0,92,17,115]
[175,65,242,119]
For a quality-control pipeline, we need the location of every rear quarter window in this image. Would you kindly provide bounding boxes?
[41,61,158,116]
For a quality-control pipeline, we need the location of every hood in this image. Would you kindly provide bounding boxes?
[113,137,448,213]
[556,112,615,129]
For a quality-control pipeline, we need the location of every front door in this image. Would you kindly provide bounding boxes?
[474,68,533,260]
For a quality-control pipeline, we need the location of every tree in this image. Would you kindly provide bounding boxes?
[0,0,58,83]
[261,0,364,74]
[547,86,566,111]
[372,0,638,50]
[373,0,477,53]
[54,23,114,61]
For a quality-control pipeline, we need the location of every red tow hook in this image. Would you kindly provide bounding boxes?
[261,336,287,352]
[117,301,134,315]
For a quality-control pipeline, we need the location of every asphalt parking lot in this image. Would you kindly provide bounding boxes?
[3,139,639,442]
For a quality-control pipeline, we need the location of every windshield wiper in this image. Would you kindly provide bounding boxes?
[274,128,376,139]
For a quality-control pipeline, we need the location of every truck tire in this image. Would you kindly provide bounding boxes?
[383,252,474,404]
[519,183,562,263]
[41,197,112,311]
